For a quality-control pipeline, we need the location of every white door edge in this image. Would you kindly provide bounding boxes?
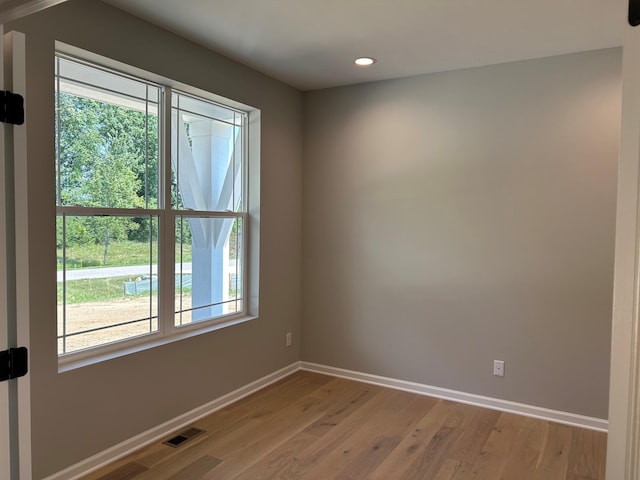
[0,21,10,480]
[4,29,31,479]
[607,15,640,480]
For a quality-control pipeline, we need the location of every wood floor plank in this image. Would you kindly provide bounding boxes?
[303,382,382,438]
[91,462,147,480]
[447,405,501,464]
[453,412,524,480]
[334,393,438,479]
[567,428,607,480]
[434,458,467,480]
[305,391,438,479]
[334,434,404,479]
[500,416,548,480]
[167,455,221,480]
[397,402,479,479]
[81,372,607,480]
[368,399,457,479]
[228,431,320,480]
[532,423,573,480]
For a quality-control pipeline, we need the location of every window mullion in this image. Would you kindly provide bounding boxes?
[159,87,175,336]
[242,115,249,316]
[56,206,160,216]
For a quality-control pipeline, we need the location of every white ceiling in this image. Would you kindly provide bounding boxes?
[103,0,626,91]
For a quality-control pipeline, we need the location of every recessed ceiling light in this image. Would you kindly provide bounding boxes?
[354,57,377,67]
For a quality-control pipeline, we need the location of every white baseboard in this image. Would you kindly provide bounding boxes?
[300,361,608,432]
[43,362,299,480]
[46,360,607,479]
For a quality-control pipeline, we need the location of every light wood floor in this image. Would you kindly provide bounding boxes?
[82,371,606,480]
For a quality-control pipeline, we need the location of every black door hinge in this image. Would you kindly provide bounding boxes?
[0,90,24,125]
[631,0,640,26]
[0,347,28,382]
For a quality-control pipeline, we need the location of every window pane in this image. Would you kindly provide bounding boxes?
[57,57,156,105]
[175,215,243,326]
[171,92,245,212]
[232,117,244,212]
[57,215,159,355]
[172,93,240,125]
[55,56,160,209]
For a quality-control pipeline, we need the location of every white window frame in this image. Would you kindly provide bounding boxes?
[55,44,260,370]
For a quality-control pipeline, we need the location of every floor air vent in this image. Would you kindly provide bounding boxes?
[163,427,205,448]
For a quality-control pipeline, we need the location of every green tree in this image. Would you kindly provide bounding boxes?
[57,93,158,264]
[83,152,142,265]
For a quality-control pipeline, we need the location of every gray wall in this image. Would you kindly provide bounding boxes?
[302,48,621,419]
[8,1,303,478]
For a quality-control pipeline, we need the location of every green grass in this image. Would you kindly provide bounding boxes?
[58,276,137,304]
[57,240,192,270]
[58,276,193,304]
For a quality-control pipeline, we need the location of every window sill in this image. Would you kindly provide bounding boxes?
[58,313,258,373]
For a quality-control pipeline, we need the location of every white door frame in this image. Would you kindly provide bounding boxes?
[607,10,640,480]
[0,22,11,480]
[6,29,30,479]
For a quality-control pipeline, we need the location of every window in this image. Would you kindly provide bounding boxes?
[55,52,252,359]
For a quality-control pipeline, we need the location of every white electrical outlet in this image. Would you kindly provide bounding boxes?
[493,360,505,377]
[286,332,292,347]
